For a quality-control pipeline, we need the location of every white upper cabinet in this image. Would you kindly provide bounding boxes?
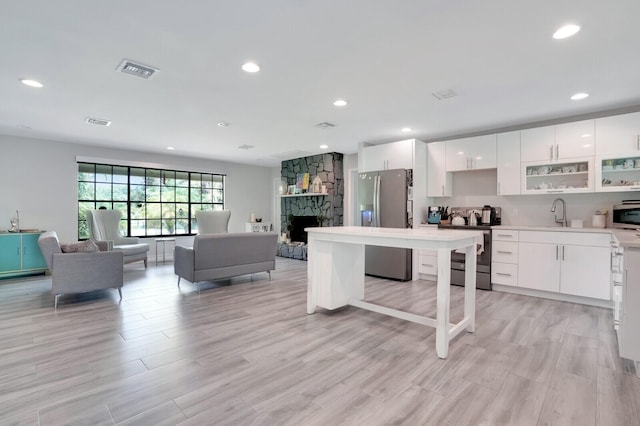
[521,125,555,162]
[445,134,497,171]
[521,120,595,162]
[496,131,521,195]
[554,120,595,159]
[595,111,640,155]
[427,142,452,197]
[359,139,413,172]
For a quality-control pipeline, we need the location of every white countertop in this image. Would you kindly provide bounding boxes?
[419,222,640,248]
[496,225,613,234]
[306,226,483,250]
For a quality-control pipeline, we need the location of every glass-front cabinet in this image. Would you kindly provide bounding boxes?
[595,153,640,192]
[521,158,593,194]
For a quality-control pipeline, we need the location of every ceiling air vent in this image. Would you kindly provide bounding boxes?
[238,144,255,150]
[85,117,112,126]
[432,89,458,100]
[116,59,159,79]
[314,122,335,129]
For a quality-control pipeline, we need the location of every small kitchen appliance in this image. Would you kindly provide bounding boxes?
[613,201,640,229]
[427,206,442,224]
[481,205,497,225]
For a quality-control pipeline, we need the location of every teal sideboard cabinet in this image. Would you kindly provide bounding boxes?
[0,232,47,279]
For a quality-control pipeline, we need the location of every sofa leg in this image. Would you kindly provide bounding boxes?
[144,258,148,269]
[117,288,123,301]
[177,276,181,287]
[268,271,271,281]
[197,282,200,294]
[54,294,60,310]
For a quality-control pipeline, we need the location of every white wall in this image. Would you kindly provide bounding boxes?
[0,134,273,245]
[428,169,628,227]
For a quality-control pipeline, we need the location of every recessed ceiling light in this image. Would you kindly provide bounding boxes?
[553,24,581,40]
[166,146,175,150]
[457,151,465,155]
[570,92,589,100]
[333,99,347,107]
[217,122,229,127]
[320,144,329,149]
[20,79,43,88]
[242,62,260,73]
[401,127,412,132]
[581,133,592,138]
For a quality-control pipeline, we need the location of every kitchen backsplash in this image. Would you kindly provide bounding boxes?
[428,169,630,227]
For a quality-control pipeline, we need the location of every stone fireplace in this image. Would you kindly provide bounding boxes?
[278,152,343,260]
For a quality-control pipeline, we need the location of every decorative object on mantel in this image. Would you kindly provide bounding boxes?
[312,175,322,193]
[279,178,289,195]
[9,210,19,232]
[316,214,326,227]
[287,184,297,195]
[297,173,309,193]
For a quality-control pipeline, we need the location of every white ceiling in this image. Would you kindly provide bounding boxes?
[2,0,640,167]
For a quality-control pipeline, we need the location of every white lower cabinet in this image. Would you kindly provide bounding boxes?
[418,249,438,275]
[560,245,611,299]
[518,242,561,292]
[620,247,640,372]
[517,231,611,300]
[491,230,519,287]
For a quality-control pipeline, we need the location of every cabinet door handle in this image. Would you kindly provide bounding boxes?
[497,182,501,195]
[555,144,559,160]
[17,247,20,256]
[497,250,512,254]
[549,145,554,161]
[556,245,559,260]
[562,245,565,261]
[496,272,512,277]
[421,263,434,267]
[636,135,639,151]
[496,234,513,238]
[442,184,444,196]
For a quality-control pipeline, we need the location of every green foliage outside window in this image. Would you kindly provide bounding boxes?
[77,162,224,239]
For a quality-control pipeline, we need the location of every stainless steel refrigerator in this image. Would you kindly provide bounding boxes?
[359,169,412,281]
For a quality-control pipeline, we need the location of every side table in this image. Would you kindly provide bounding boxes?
[155,237,176,265]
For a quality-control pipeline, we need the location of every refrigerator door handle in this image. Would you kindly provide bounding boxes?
[374,175,381,227]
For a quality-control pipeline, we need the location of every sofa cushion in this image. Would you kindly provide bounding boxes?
[60,240,99,253]
[113,243,149,256]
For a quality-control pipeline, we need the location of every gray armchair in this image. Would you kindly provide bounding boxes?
[195,210,231,234]
[38,231,124,309]
[86,209,149,267]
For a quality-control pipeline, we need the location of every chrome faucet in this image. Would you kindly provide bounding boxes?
[550,198,567,227]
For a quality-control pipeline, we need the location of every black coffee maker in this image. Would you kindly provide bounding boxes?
[481,205,497,225]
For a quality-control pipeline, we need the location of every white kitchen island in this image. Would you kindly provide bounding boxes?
[306,226,480,359]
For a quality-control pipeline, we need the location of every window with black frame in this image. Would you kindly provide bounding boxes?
[77,162,224,239]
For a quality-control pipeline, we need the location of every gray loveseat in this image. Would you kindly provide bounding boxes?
[174,232,277,292]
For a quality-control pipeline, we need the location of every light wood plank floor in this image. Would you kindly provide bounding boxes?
[1,258,639,425]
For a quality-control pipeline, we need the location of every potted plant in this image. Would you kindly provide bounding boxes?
[316,213,326,227]
[285,214,294,242]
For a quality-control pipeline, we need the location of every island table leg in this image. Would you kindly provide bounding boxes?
[436,247,452,359]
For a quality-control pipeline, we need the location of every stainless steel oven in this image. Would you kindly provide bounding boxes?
[437,206,500,291]
[438,224,493,290]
